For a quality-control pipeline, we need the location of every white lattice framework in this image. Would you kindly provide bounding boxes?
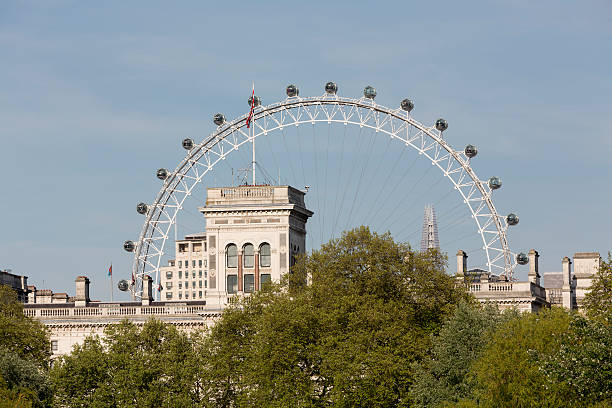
[130,94,517,299]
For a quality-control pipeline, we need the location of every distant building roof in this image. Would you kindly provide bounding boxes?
[542,272,563,289]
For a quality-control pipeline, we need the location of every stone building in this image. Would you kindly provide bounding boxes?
[158,185,312,306]
[0,269,30,303]
[456,249,549,312]
[540,252,601,310]
[21,184,313,357]
[24,276,220,358]
[458,249,602,313]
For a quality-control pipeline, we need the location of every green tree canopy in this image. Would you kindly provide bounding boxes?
[0,348,51,408]
[200,226,470,407]
[0,285,49,367]
[51,319,205,408]
[411,302,514,408]
[468,307,574,408]
[583,254,612,325]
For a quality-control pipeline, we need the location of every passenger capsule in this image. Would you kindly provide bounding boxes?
[123,240,135,252]
[136,202,148,215]
[248,95,261,107]
[516,252,529,265]
[465,144,478,158]
[182,138,194,150]
[488,176,502,190]
[435,118,448,132]
[117,279,129,291]
[156,168,168,180]
[506,213,519,226]
[363,86,377,99]
[325,81,338,94]
[286,84,299,97]
[400,99,414,112]
[213,113,225,126]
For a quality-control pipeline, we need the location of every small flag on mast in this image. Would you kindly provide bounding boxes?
[246,83,255,128]
[108,263,112,277]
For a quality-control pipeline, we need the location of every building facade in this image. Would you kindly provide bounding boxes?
[158,185,312,307]
[1,269,30,303]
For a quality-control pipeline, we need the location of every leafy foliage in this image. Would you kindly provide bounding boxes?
[411,302,512,407]
[467,307,574,408]
[583,254,612,325]
[540,314,612,404]
[200,226,469,407]
[0,285,50,367]
[0,348,51,408]
[51,319,205,407]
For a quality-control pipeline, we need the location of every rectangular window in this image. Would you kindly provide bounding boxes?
[166,282,173,289]
[166,271,173,279]
[178,261,182,267]
[199,280,202,288]
[51,340,58,352]
[185,292,189,299]
[186,281,189,289]
[192,260,196,268]
[199,291,202,298]
[199,270,202,277]
[192,291,196,298]
[205,280,208,288]
[178,282,182,289]
[166,292,173,299]
[199,260,202,267]
[244,274,254,293]
[178,270,182,279]
[260,274,271,289]
[227,275,238,294]
[192,271,196,278]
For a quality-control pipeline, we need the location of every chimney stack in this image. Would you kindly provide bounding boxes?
[74,276,90,307]
[456,250,468,283]
[141,275,153,305]
[528,249,540,286]
[561,256,573,309]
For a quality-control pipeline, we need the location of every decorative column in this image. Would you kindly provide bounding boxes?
[254,250,260,291]
[238,250,243,293]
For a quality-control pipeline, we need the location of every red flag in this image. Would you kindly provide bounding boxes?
[246,84,255,128]
[108,264,112,277]
[131,272,135,285]
[158,282,163,292]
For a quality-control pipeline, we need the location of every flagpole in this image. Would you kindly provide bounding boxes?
[251,82,256,186]
[110,264,113,302]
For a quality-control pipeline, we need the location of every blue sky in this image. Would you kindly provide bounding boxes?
[1,1,611,300]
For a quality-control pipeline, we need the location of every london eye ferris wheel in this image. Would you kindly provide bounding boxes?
[121,82,529,299]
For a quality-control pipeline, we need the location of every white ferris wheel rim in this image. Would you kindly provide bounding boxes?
[129,92,518,299]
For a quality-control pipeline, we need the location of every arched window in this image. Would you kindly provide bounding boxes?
[259,243,271,267]
[243,243,254,268]
[226,244,237,268]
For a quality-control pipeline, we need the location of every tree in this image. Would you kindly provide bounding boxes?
[539,314,612,405]
[583,253,612,325]
[467,307,574,408]
[410,302,512,407]
[200,226,470,407]
[0,348,51,408]
[51,319,205,407]
[0,285,50,367]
